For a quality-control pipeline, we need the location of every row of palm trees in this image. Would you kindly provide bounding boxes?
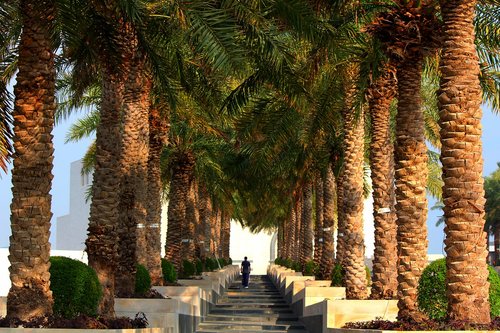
[1,0,499,326]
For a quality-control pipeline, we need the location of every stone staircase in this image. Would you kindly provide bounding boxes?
[196,275,308,333]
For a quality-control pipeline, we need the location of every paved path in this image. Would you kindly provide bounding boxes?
[196,275,309,333]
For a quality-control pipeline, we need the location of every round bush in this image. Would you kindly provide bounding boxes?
[182,260,196,278]
[417,258,500,320]
[195,259,203,275]
[228,257,233,265]
[135,264,151,294]
[49,256,102,318]
[204,258,217,271]
[303,260,318,276]
[331,263,344,287]
[161,258,177,283]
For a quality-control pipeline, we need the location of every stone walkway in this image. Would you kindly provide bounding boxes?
[196,275,308,333]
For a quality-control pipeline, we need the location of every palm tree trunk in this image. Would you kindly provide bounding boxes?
[336,175,345,265]
[287,203,297,260]
[141,107,168,285]
[7,0,55,320]
[165,152,195,274]
[438,0,490,323]
[115,56,151,296]
[184,175,198,262]
[221,211,231,260]
[341,66,368,300]
[314,176,324,267]
[294,195,302,262]
[369,64,398,300]
[300,182,314,268]
[198,182,212,260]
[395,56,429,320]
[320,165,336,280]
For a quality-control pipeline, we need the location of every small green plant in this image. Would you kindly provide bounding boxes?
[195,259,203,275]
[274,257,283,265]
[228,257,233,265]
[331,263,345,287]
[49,256,102,318]
[291,261,302,272]
[135,264,151,294]
[417,258,500,320]
[303,260,318,276]
[330,264,371,287]
[161,258,177,283]
[181,260,196,278]
[204,258,217,271]
[218,258,227,267]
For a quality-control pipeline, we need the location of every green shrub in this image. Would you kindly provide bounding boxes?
[331,263,345,287]
[218,258,227,268]
[291,261,302,272]
[330,264,371,287]
[182,260,196,278]
[195,259,203,275]
[135,264,151,294]
[49,256,102,318]
[228,257,233,265]
[205,258,217,271]
[274,258,283,265]
[417,258,500,320]
[303,260,318,276]
[161,258,177,283]
[283,258,293,268]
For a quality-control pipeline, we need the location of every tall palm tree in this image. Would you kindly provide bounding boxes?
[314,175,324,267]
[300,182,314,267]
[438,0,491,323]
[142,106,169,285]
[368,63,398,299]
[320,165,336,279]
[7,0,56,320]
[340,64,368,300]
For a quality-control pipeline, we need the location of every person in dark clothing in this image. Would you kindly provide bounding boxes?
[241,256,251,288]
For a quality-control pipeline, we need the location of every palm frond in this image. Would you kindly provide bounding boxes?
[65,111,100,143]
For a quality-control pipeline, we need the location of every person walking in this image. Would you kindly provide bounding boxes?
[241,256,251,288]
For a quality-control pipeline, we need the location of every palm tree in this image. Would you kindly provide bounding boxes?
[339,65,368,300]
[368,63,398,299]
[320,165,337,280]
[300,182,314,267]
[142,107,169,285]
[314,175,324,267]
[6,0,56,320]
[438,0,491,323]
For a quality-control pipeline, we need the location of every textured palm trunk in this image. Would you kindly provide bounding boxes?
[141,108,168,285]
[320,166,336,280]
[7,0,55,320]
[221,211,231,260]
[165,152,195,273]
[300,182,314,267]
[115,54,151,296]
[369,65,398,300]
[438,0,490,323]
[314,176,324,266]
[190,180,202,259]
[210,206,220,256]
[184,175,198,262]
[335,175,345,265]
[395,56,429,320]
[198,183,212,259]
[294,196,302,262]
[341,66,368,300]
[277,222,283,259]
[287,203,296,260]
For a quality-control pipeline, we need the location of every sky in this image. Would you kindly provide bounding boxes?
[0,106,499,254]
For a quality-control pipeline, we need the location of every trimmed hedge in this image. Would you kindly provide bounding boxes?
[161,258,177,283]
[49,256,102,318]
[195,259,203,275]
[182,260,196,278]
[204,258,218,271]
[303,260,318,276]
[418,258,500,320]
[135,264,151,294]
